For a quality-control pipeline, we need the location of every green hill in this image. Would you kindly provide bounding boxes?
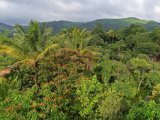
[1,17,160,33]
[0,23,12,32]
[45,17,160,33]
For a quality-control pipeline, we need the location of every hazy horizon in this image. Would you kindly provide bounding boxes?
[1,17,159,26]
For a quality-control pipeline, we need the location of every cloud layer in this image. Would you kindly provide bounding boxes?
[0,0,160,25]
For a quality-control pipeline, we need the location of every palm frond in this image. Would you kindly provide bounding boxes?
[14,24,27,39]
[0,77,7,84]
[36,44,58,60]
[0,45,28,60]
[12,59,36,68]
[1,40,28,54]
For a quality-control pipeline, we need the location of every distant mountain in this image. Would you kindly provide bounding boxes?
[0,23,12,32]
[45,17,160,33]
[1,17,160,33]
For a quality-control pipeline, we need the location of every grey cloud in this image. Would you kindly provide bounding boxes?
[0,0,160,25]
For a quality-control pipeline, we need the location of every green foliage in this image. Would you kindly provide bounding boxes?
[129,57,152,93]
[8,66,35,89]
[76,75,103,118]
[97,89,122,120]
[0,77,8,100]
[145,71,160,89]
[127,100,160,120]
[129,57,152,73]
[1,21,160,119]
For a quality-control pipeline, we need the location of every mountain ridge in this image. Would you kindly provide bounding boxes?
[0,23,12,32]
[0,17,160,33]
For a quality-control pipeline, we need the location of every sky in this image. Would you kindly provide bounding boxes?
[0,0,160,25]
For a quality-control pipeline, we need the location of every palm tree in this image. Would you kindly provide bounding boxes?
[0,21,58,84]
[61,28,91,50]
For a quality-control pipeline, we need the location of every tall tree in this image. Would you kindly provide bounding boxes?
[0,21,58,84]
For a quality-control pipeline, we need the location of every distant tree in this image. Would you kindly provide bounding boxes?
[150,28,160,44]
[106,29,119,44]
[109,40,126,60]
[92,23,105,38]
[61,28,92,50]
[129,57,152,93]
[124,24,145,36]
[136,42,160,58]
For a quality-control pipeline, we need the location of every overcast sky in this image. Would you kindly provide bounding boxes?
[0,0,160,25]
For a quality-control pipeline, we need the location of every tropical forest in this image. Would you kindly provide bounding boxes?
[1,19,160,120]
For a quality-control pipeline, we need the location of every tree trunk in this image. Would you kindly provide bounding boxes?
[137,71,144,94]
[137,79,142,93]
[34,61,38,86]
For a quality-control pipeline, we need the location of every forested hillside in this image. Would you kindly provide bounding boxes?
[0,21,160,119]
[1,17,160,33]
[0,23,12,33]
[45,17,160,33]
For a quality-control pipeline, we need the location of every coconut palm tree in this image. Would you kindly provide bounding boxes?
[0,21,58,84]
[61,28,91,50]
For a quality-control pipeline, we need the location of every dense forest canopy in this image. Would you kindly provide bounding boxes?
[0,20,160,119]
